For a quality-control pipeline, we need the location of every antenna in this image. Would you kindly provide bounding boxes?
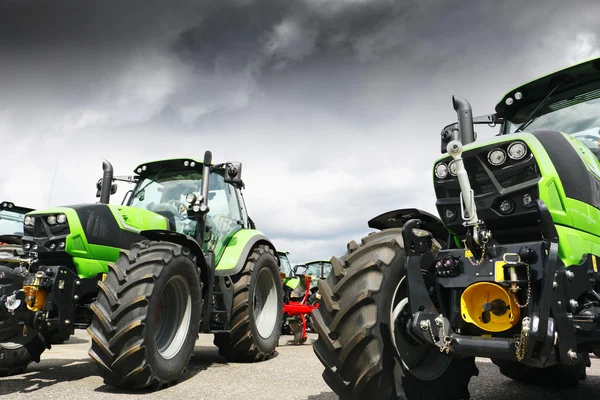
[46,158,59,207]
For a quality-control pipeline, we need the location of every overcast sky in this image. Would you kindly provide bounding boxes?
[1,0,600,265]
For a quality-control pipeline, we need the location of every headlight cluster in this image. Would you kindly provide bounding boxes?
[487,141,528,167]
[23,213,68,227]
[497,192,536,215]
[436,141,529,180]
[23,241,66,252]
[434,160,458,179]
[47,213,68,226]
[185,192,208,213]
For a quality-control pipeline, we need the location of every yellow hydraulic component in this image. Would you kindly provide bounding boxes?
[23,272,47,312]
[460,282,520,332]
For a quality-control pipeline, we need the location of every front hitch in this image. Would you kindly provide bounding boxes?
[402,219,453,353]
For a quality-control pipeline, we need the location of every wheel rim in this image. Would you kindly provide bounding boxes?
[154,276,192,360]
[0,322,36,350]
[253,268,278,339]
[390,275,452,381]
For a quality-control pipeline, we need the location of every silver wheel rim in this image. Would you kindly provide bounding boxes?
[0,341,24,350]
[154,276,192,360]
[254,268,278,339]
[390,275,452,381]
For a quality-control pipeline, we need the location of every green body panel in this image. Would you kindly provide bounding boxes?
[26,205,169,279]
[284,277,300,289]
[435,132,600,266]
[107,204,170,233]
[215,229,266,271]
[556,225,600,267]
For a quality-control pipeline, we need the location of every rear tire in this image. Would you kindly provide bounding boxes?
[88,241,202,390]
[214,244,283,362]
[493,354,590,388]
[312,228,477,400]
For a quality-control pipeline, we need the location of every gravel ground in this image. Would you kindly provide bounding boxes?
[1,331,600,399]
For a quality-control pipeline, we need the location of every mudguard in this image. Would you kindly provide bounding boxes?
[215,229,278,276]
[368,208,448,242]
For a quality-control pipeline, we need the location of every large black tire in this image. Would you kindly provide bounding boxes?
[312,228,478,400]
[0,247,33,377]
[88,241,203,390]
[492,354,590,388]
[214,244,283,362]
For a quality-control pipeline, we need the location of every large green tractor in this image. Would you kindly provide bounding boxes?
[312,57,600,399]
[0,151,283,389]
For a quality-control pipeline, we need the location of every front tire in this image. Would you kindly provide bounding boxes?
[88,241,202,390]
[214,244,283,362]
[312,228,477,400]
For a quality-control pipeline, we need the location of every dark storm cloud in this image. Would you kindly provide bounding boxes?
[2,0,600,262]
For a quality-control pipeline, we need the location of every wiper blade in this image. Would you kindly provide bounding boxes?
[514,81,565,133]
[132,167,166,200]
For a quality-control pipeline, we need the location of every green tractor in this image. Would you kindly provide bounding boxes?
[312,57,600,399]
[0,151,283,389]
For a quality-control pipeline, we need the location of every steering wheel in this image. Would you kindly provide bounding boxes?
[168,200,190,220]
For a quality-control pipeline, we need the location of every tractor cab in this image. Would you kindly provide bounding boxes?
[0,201,34,245]
[106,157,248,265]
[293,260,332,289]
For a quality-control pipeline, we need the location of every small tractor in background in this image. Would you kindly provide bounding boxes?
[313,57,600,399]
[0,201,33,248]
[0,151,284,390]
[278,251,319,344]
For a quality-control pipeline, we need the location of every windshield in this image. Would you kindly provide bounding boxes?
[129,169,245,260]
[506,91,600,148]
[0,209,26,236]
[278,254,292,277]
[130,171,203,236]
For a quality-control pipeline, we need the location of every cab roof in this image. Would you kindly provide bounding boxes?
[495,56,600,121]
[0,201,34,215]
[133,158,211,176]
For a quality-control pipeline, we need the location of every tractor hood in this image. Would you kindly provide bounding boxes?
[21,204,169,278]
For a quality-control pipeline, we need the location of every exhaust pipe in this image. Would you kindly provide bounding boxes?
[452,95,475,145]
[99,160,114,204]
[201,151,212,207]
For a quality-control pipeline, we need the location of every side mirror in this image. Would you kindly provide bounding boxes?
[440,123,460,154]
[224,162,243,186]
[111,183,118,195]
[95,179,103,198]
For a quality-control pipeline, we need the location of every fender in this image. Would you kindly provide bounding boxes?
[215,229,278,276]
[368,208,449,246]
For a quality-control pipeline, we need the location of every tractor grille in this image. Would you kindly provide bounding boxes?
[433,140,541,241]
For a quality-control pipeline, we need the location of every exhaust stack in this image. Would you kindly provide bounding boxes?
[452,95,475,145]
[99,160,114,204]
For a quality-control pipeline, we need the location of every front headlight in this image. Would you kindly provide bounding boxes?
[507,141,527,160]
[24,216,34,226]
[487,148,507,166]
[435,163,448,179]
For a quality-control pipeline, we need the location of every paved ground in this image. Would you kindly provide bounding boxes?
[1,331,600,399]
